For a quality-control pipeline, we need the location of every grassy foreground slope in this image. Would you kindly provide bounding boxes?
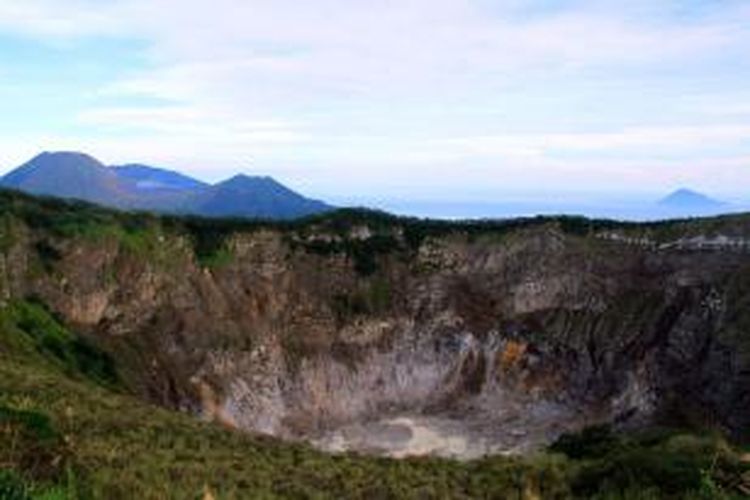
[0,300,748,499]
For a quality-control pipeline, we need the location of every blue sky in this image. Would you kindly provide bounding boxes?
[0,0,748,206]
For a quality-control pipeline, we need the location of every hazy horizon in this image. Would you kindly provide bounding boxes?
[0,1,749,212]
[2,149,749,221]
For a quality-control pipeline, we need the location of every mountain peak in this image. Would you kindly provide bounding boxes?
[38,150,98,159]
[1,151,332,219]
[220,174,279,186]
[216,174,294,195]
[659,188,723,208]
[197,174,331,219]
[28,151,106,168]
[0,151,119,205]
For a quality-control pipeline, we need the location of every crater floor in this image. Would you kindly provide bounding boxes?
[311,404,580,460]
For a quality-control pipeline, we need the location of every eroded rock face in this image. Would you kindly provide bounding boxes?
[3,219,750,457]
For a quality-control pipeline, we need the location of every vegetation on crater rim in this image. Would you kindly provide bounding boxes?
[5,186,750,279]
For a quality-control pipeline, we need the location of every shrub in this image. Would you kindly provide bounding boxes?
[551,426,748,498]
[550,424,620,459]
[4,301,119,388]
[0,470,28,500]
[0,406,66,483]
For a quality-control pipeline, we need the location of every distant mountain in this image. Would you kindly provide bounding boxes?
[1,151,333,219]
[112,164,207,192]
[1,152,129,207]
[658,189,724,210]
[193,175,331,219]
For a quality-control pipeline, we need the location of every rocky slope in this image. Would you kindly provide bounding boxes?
[1,190,749,458]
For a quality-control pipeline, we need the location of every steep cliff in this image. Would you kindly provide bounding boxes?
[1,190,749,459]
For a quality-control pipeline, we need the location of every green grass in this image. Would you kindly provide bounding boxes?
[196,247,234,269]
[0,300,119,389]
[0,299,747,499]
[0,214,19,253]
[549,426,748,497]
[0,353,570,499]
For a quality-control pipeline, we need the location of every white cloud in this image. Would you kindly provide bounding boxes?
[100,1,744,108]
[442,124,750,158]
[76,105,306,142]
[0,1,133,38]
[5,1,746,101]
[0,1,749,200]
